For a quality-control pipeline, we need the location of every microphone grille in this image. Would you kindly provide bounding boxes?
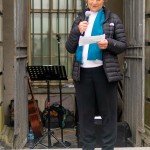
[85,11,91,17]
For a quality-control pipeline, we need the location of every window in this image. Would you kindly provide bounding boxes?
[29,0,85,80]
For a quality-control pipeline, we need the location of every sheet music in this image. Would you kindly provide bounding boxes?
[79,34,105,46]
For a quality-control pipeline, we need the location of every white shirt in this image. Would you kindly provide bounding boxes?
[81,11,103,68]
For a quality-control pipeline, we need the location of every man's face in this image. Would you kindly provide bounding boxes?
[87,0,104,12]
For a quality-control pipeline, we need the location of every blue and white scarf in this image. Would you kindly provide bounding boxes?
[76,8,105,64]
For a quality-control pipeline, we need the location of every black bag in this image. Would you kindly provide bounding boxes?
[42,102,75,128]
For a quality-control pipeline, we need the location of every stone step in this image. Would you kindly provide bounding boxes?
[24,148,150,150]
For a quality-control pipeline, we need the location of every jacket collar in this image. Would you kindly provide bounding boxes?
[103,6,111,23]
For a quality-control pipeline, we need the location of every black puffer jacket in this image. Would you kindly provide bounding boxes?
[65,7,127,82]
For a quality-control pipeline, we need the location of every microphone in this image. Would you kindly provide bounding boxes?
[85,11,91,21]
[82,11,91,36]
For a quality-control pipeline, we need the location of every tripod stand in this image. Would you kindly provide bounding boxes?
[52,34,71,147]
[27,65,68,148]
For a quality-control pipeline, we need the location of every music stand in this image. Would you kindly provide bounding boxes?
[27,65,68,148]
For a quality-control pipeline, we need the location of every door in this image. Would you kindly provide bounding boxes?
[123,0,145,146]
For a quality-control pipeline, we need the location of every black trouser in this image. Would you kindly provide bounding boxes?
[74,66,118,150]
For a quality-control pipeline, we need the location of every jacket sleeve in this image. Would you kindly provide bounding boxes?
[65,17,81,54]
[106,16,127,55]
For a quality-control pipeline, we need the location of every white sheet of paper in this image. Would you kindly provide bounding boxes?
[79,34,105,46]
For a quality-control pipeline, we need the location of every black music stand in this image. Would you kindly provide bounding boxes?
[27,65,68,149]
